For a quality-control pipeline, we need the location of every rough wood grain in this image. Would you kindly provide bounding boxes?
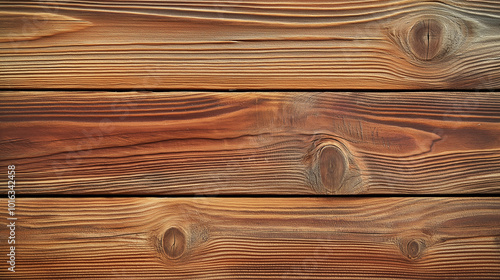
[1,91,499,195]
[1,197,499,279]
[0,0,499,89]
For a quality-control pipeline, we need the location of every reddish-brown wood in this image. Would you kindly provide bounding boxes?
[0,0,499,89]
[1,91,499,195]
[1,197,499,279]
[1,2,499,279]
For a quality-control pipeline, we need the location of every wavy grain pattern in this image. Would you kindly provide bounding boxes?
[0,0,499,89]
[1,91,499,195]
[0,197,499,279]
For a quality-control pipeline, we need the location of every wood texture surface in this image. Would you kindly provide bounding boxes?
[1,0,499,89]
[1,197,499,279]
[1,2,499,278]
[1,91,499,195]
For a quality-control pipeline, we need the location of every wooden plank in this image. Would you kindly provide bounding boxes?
[0,1,499,89]
[1,91,499,195]
[1,197,499,279]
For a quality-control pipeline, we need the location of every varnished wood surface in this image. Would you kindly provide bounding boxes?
[1,1,499,89]
[1,91,499,195]
[1,197,499,279]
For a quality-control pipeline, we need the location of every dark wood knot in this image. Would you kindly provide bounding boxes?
[401,238,425,260]
[319,145,347,193]
[407,239,421,259]
[304,138,363,194]
[388,12,470,64]
[409,19,443,61]
[163,227,186,259]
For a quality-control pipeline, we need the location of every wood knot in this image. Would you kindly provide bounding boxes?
[163,227,186,259]
[409,19,442,61]
[388,12,470,63]
[319,146,347,193]
[407,239,421,259]
[400,238,426,260]
[304,138,364,194]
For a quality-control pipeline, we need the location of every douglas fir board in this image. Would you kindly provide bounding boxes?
[0,0,499,89]
[0,197,499,279]
[1,91,499,195]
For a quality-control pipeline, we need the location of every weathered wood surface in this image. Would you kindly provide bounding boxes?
[1,197,499,279]
[1,91,499,195]
[1,1,499,89]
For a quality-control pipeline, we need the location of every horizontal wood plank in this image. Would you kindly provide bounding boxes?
[0,1,499,89]
[1,197,499,279]
[1,91,499,195]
